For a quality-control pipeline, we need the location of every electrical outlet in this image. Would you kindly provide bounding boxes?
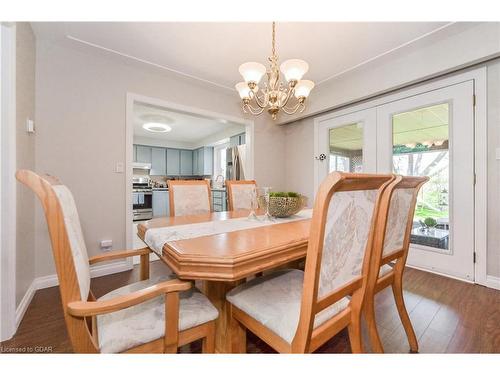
[100,239,113,251]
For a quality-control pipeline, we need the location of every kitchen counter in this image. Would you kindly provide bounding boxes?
[152,187,168,191]
[211,187,226,192]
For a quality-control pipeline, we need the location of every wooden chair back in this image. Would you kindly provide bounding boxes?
[226,180,257,211]
[371,175,429,273]
[292,172,394,352]
[167,180,212,217]
[15,169,98,352]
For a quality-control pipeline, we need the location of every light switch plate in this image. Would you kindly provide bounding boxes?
[496,148,500,160]
[26,119,35,133]
[115,162,124,173]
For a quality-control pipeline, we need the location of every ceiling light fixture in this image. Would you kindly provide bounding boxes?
[235,22,314,120]
[142,122,172,133]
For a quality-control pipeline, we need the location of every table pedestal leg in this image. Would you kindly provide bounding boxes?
[202,280,242,353]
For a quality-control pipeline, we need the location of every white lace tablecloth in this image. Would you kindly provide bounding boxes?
[144,209,313,256]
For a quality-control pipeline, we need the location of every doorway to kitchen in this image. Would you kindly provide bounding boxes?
[125,93,254,265]
[314,68,487,284]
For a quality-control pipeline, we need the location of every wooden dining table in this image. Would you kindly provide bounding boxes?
[137,209,311,353]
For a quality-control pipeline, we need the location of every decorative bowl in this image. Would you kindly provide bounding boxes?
[258,195,307,218]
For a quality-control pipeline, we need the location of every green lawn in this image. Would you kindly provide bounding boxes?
[414,207,448,219]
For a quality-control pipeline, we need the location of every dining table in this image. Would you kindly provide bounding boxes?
[137,209,312,353]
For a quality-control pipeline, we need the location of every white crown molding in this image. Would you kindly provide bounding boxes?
[66,35,235,92]
[64,23,456,92]
[316,22,456,85]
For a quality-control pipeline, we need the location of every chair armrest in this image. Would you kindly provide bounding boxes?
[88,247,152,265]
[67,279,192,317]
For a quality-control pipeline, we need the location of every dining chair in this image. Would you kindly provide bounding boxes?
[364,175,429,353]
[167,180,212,217]
[226,172,395,353]
[226,180,257,211]
[16,170,218,353]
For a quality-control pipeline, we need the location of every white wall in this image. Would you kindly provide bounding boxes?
[15,23,36,306]
[34,39,285,278]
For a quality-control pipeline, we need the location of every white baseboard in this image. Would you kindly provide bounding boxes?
[15,260,134,328]
[33,259,133,290]
[15,280,36,329]
[485,275,500,290]
[405,264,474,284]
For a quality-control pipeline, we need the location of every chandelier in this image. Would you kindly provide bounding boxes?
[235,22,315,120]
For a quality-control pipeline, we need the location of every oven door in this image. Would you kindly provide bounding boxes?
[133,191,152,211]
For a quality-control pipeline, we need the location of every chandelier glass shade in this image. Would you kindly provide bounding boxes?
[235,22,315,120]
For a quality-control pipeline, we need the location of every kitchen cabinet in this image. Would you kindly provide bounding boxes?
[166,148,180,175]
[229,133,246,147]
[132,144,212,176]
[136,145,152,164]
[193,146,213,176]
[180,149,193,175]
[152,190,169,217]
[150,147,166,176]
[211,189,227,212]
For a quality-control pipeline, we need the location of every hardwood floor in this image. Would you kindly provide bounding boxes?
[2,261,499,353]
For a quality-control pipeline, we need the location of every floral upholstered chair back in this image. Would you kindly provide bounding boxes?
[51,184,91,301]
[15,170,91,303]
[226,180,257,211]
[168,180,212,217]
[382,176,429,258]
[293,172,393,350]
[316,185,379,298]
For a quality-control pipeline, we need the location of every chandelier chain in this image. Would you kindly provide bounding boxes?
[272,22,276,57]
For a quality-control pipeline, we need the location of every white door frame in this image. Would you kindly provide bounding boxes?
[125,93,255,266]
[314,67,487,286]
[0,22,17,341]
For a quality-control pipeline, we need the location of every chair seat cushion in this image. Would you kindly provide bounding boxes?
[226,269,350,344]
[96,275,218,353]
[380,263,394,276]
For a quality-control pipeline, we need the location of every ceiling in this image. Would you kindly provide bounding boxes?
[31,22,451,91]
[133,102,244,143]
[329,103,449,151]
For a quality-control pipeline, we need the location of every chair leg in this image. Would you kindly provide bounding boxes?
[140,253,150,281]
[229,306,247,353]
[348,309,364,354]
[202,321,216,353]
[364,292,384,353]
[392,275,418,353]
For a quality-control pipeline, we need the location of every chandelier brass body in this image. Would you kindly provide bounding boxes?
[235,23,314,120]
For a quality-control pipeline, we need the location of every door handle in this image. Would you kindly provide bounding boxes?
[315,153,327,161]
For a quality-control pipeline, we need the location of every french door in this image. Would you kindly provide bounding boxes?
[316,80,475,281]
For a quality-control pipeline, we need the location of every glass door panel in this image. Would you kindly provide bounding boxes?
[377,81,474,281]
[392,103,450,252]
[316,108,377,195]
[329,123,364,173]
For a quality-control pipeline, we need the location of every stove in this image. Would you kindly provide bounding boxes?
[132,176,153,221]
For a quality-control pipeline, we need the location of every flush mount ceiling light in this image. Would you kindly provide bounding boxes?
[142,122,172,133]
[235,22,315,120]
